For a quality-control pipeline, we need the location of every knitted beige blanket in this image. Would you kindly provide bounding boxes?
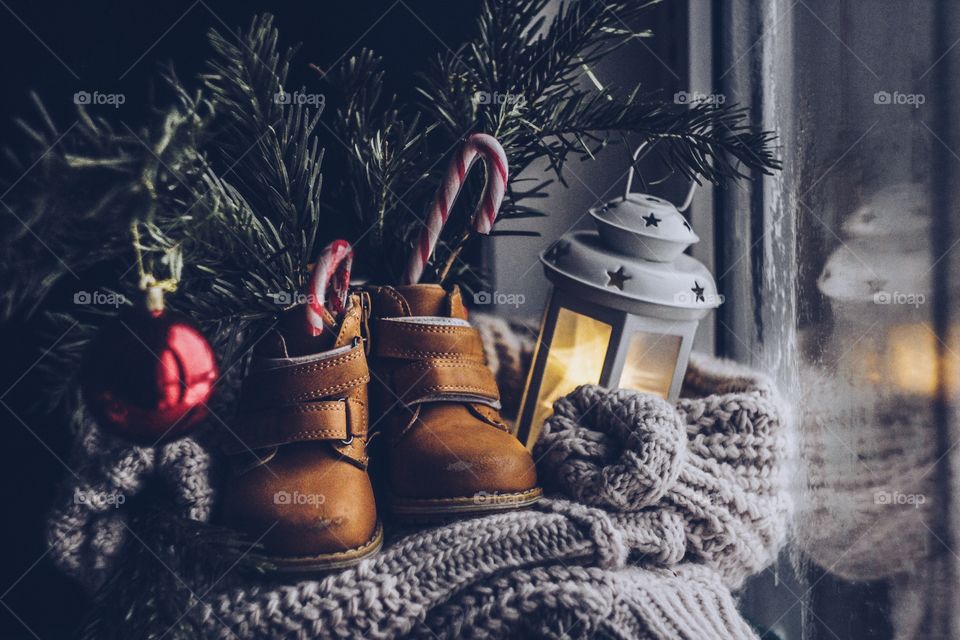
[47,315,789,639]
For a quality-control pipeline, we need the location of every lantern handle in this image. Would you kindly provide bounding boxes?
[624,141,698,213]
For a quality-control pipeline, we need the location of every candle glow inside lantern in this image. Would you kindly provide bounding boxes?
[516,155,722,448]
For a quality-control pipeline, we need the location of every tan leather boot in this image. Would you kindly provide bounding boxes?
[221,295,382,571]
[362,284,541,520]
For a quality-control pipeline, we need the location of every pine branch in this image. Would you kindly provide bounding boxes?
[329,0,780,284]
[203,14,323,290]
[419,0,779,184]
[0,92,211,321]
[0,15,329,416]
[325,50,436,283]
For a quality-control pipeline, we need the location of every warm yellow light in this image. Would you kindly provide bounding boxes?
[618,331,682,398]
[529,309,611,441]
[847,322,960,396]
[888,323,960,396]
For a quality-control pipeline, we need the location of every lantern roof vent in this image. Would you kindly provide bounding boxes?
[590,194,699,262]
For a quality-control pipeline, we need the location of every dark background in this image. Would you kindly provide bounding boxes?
[0,2,479,637]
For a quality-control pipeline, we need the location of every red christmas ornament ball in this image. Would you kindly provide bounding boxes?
[82,307,218,444]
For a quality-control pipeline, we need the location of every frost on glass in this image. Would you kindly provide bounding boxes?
[800,176,941,582]
[782,6,951,638]
[796,133,948,636]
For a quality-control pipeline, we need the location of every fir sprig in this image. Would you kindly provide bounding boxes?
[0,93,213,320]
[203,13,323,290]
[327,49,437,283]
[1,15,326,414]
[326,0,780,282]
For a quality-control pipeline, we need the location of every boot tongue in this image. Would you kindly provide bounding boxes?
[277,303,360,356]
[393,284,468,320]
[276,307,336,356]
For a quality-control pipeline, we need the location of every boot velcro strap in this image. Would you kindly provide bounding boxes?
[224,397,366,454]
[241,342,369,409]
[372,318,486,361]
[394,358,500,405]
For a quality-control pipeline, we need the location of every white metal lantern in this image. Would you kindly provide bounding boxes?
[516,146,722,447]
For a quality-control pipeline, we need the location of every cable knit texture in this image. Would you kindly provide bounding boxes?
[47,313,789,638]
[536,387,687,511]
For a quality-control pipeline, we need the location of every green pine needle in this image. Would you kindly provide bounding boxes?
[325,0,780,284]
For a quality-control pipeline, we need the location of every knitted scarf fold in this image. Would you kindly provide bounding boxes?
[535,382,789,588]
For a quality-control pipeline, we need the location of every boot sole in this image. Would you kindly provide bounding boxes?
[265,521,384,574]
[389,487,543,521]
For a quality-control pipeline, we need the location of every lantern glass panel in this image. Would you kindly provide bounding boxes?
[530,307,612,430]
[618,331,683,398]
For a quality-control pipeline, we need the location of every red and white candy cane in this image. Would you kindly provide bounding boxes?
[402,133,509,285]
[306,239,353,336]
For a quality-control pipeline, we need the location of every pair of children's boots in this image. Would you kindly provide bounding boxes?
[221,284,541,571]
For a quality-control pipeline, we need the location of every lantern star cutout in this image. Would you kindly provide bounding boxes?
[642,213,661,227]
[691,281,706,302]
[682,218,692,232]
[606,266,632,290]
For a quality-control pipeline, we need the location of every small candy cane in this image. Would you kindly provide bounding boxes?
[306,239,353,335]
[402,133,509,285]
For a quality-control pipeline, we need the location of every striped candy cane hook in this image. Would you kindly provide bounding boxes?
[306,239,353,336]
[402,133,509,285]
